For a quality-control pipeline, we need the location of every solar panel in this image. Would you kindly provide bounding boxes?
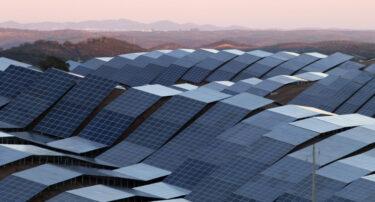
[0,175,47,201]
[329,175,375,202]
[0,69,77,128]
[263,53,323,78]
[164,159,217,190]
[134,182,191,199]
[144,93,272,171]
[48,192,96,202]
[14,164,81,186]
[206,50,271,82]
[96,89,230,167]
[153,49,217,85]
[299,52,353,73]
[46,85,181,154]
[182,50,243,83]
[0,65,41,99]
[365,64,375,74]
[114,163,171,181]
[290,70,372,112]
[0,145,30,166]
[180,106,332,200]
[234,51,298,81]
[222,78,262,94]
[66,185,136,201]
[34,75,117,138]
[357,96,375,117]
[336,78,375,114]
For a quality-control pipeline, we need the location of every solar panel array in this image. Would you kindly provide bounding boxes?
[233,51,299,81]
[206,50,272,82]
[95,88,230,167]
[0,68,76,128]
[182,50,243,83]
[47,85,181,153]
[2,49,375,201]
[144,93,273,171]
[0,65,41,99]
[290,69,373,113]
[34,75,117,138]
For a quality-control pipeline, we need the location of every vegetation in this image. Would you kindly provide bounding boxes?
[0,37,145,71]
[38,56,69,71]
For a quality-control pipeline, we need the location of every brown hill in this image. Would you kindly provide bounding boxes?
[0,37,145,65]
[201,40,254,49]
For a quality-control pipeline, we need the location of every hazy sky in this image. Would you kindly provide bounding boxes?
[1,0,374,29]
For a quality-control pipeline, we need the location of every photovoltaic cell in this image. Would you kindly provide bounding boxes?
[153,49,217,85]
[206,51,270,82]
[182,50,243,83]
[357,96,375,117]
[263,53,323,78]
[0,69,77,128]
[144,93,272,171]
[34,75,117,138]
[336,78,375,114]
[234,52,298,81]
[299,52,353,73]
[0,175,47,202]
[0,65,41,99]
[96,89,229,167]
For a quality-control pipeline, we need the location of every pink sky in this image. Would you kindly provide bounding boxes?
[1,0,374,29]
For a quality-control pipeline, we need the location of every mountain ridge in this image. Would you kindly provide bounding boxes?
[0,19,246,31]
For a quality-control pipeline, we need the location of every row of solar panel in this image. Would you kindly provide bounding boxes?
[3,106,375,201]
[0,62,329,157]
[291,66,375,117]
[68,48,368,88]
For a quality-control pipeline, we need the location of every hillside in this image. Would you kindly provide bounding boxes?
[0,19,245,31]
[1,28,375,49]
[0,37,145,65]
[2,37,375,69]
[202,40,255,50]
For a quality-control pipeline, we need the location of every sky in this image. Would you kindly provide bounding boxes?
[1,0,374,29]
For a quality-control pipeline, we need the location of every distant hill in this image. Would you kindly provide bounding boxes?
[1,28,375,50]
[0,19,245,32]
[150,42,184,50]
[2,37,375,69]
[202,40,254,49]
[0,37,145,65]
[256,41,375,59]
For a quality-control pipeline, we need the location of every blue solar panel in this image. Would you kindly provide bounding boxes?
[290,70,372,112]
[182,50,242,83]
[336,78,375,114]
[357,96,375,117]
[234,53,295,81]
[299,52,353,73]
[0,175,47,201]
[0,65,42,98]
[206,52,264,82]
[144,102,251,171]
[96,89,229,167]
[153,49,216,85]
[34,75,117,138]
[263,53,322,78]
[78,88,164,145]
[0,69,77,128]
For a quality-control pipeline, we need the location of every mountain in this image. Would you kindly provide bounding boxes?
[3,36,375,70]
[0,37,145,66]
[0,19,246,31]
[1,28,375,50]
[202,40,254,49]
